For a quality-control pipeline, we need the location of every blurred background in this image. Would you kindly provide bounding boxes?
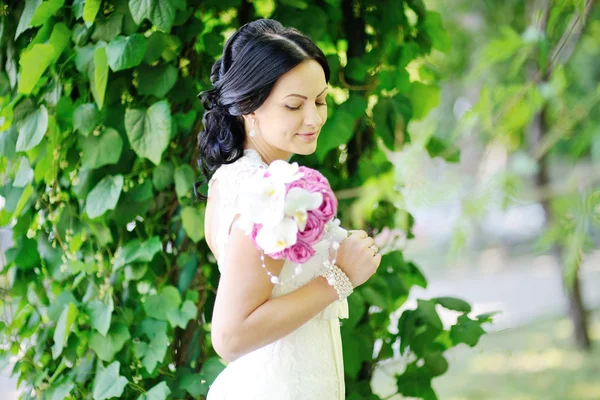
[1,0,599,399]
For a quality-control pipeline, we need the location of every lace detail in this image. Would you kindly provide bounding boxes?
[207,149,348,399]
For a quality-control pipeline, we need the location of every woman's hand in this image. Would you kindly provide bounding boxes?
[335,230,382,288]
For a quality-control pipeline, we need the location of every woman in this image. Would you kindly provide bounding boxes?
[197,19,382,399]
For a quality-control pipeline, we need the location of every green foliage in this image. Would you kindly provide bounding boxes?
[0,0,487,399]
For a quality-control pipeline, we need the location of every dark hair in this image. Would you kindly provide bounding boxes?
[194,19,330,201]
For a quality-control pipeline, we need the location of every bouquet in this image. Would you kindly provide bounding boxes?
[238,160,338,283]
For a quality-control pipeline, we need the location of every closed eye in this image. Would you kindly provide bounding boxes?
[285,102,327,111]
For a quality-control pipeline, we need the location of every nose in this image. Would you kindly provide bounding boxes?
[304,103,323,129]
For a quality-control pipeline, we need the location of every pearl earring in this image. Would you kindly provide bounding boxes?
[249,118,256,137]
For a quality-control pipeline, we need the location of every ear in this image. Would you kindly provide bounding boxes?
[241,113,256,124]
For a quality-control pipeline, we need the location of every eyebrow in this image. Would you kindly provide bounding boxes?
[284,86,328,100]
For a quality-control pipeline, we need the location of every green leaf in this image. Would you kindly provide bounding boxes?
[106,34,147,72]
[90,46,109,110]
[373,95,412,150]
[48,22,71,65]
[51,303,79,359]
[199,357,226,385]
[14,157,34,187]
[144,286,181,321]
[81,128,124,170]
[0,126,19,159]
[83,0,102,24]
[136,382,171,400]
[129,0,176,31]
[424,351,448,377]
[92,13,124,42]
[144,285,181,321]
[92,361,129,400]
[409,82,440,120]
[113,236,162,271]
[31,0,65,27]
[181,206,204,242]
[45,381,75,400]
[174,164,194,199]
[180,373,209,397]
[433,297,471,313]
[450,314,486,347]
[73,103,101,137]
[167,299,197,328]
[125,100,171,165]
[315,111,355,162]
[18,44,54,94]
[143,31,170,63]
[141,332,170,374]
[416,299,443,331]
[152,162,174,190]
[423,11,450,53]
[89,323,131,361]
[15,0,42,39]
[86,296,114,336]
[16,105,48,151]
[85,175,124,219]
[137,63,178,98]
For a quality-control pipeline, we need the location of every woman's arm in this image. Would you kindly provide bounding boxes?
[210,217,339,363]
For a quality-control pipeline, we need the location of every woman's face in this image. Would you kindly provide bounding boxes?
[246,59,328,160]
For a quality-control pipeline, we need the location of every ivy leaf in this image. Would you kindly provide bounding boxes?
[13,157,34,187]
[152,162,174,190]
[142,332,170,374]
[450,315,486,347]
[144,285,181,321]
[89,323,131,361]
[181,206,204,243]
[409,82,440,120]
[106,34,147,72]
[92,13,124,42]
[81,128,124,170]
[18,44,54,94]
[423,11,450,53]
[129,0,176,32]
[315,111,355,162]
[415,299,443,331]
[15,0,42,39]
[136,382,171,400]
[180,373,209,397]
[16,105,48,151]
[174,164,194,199]
[92,361,129,400]
[51,302,79,359]
[167,299,197,328]
[125,100,171,165]
[137,63,178,98]
[45,381,75,400]
[83,0,102,24]
[85,175,124,219]
[373,95,412,150]
[199,357,226,385]
[0,126,18,159]
[113,236,162,271]
[86,296,114,336]
[73,103,100,137]
[90,46,109,110]
[433,297,471,313]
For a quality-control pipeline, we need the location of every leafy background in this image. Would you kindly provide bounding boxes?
[0,0,524,399]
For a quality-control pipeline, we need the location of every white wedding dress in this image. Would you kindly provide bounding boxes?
[206,148,349,400]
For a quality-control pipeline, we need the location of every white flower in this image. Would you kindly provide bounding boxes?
[284,187,322,231]
[256,217,298,254]
[240,174,286,228]
[267,160,304,184]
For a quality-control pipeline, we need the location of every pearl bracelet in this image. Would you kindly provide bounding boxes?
[319,262,354,300]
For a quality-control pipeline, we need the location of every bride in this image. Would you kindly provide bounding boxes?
[197,19,382,399]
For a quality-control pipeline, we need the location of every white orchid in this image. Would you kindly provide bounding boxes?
[267,160,304,184]
[255,217,298,254]
[284,187,323,231]
[239,175,286,228]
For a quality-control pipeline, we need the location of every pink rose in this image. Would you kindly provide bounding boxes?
[297,212,325,245]
[298,167,329,185]
[286,239,315,264]
[311,183,337,222]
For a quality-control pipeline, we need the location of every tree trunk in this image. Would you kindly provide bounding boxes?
[528,0,592,350]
